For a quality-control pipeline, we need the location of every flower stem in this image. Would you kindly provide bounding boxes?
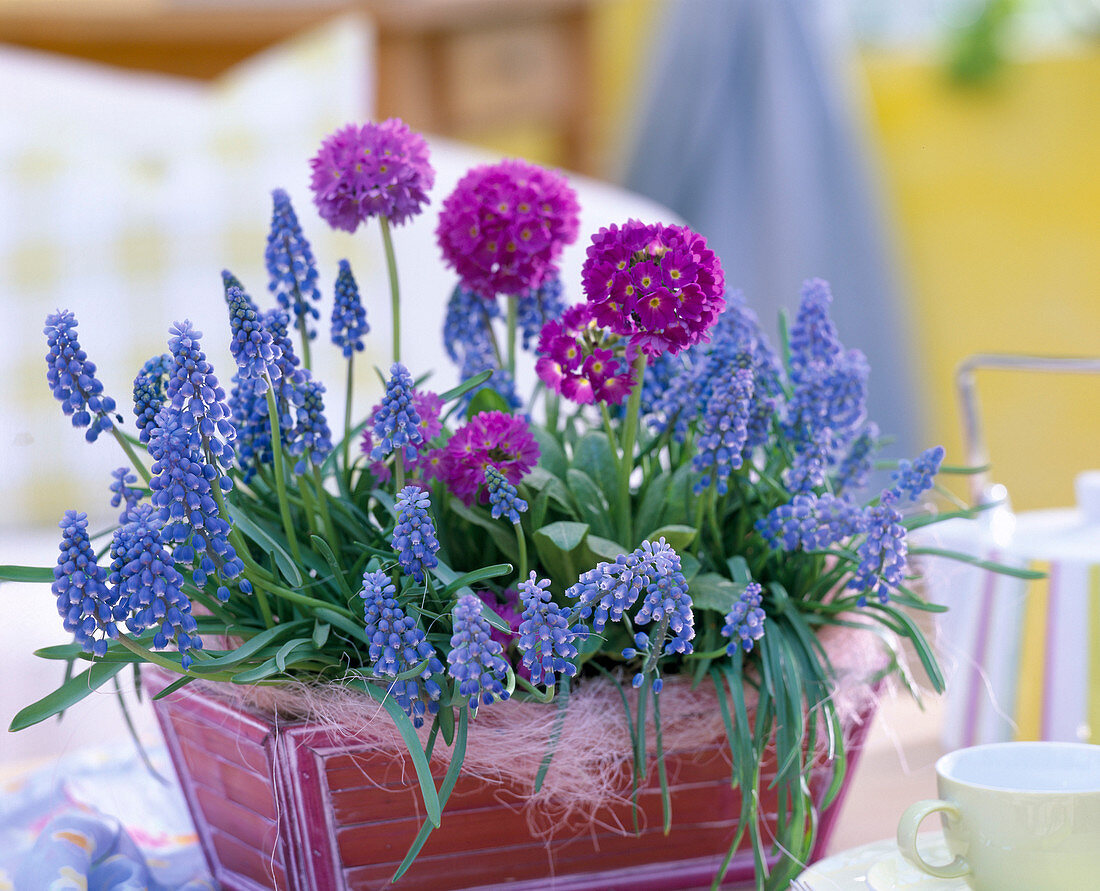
[311,463,340,550]
[343,355,355,481]
[598,402,622,476]
[616,353,648,546]
[395,451,406,491]
[515,521,527,583]
[263,378,302,564]
[506,294,518,379]
[111,427,151,485]
[380,216,401,364]
[296,312,313,371]
[207,480,274,629]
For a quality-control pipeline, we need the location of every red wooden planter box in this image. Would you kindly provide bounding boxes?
[147,669,877,890]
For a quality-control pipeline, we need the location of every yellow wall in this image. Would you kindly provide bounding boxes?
[863,48,1100,510]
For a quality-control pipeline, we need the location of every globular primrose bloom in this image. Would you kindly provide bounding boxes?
[692,367,754,495]
[435,411,540,505]
[165,320,236,469]
[517,573,578,688]
[566,539,695,667]
[132,353,171,444]
[331,260,370,358]
[44,310,118,443]
[288,378,333,474]
[265,189,322,341]
[721,582,766,654]
[310,119,434,232]
[359,570,444,727]
[437,159,580,298]
[757,492,867,552]
[391,486,440,584]
[226,285,279,395]
[580,220,725,358]
[518,275,566,351]
[147,407,248,602]
[849,491,908,605]
[109,467,142,523]
[447,593,511,712]
[112,504,201,669]
[535,303,635,405]
[53,510,124,657]
[891,445,945,503]
[371,363,424,463]
[485,465,527,523]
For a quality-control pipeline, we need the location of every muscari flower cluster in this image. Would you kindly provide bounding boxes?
[535,303,635,405]
[440,285,521,411]
[132,353,171,444]
[53,510,123,657]
[111,504,201,668]
[692,366,754,495]
[432,410,540,505]
[391,486,440,584]
[44,310,118,443]
[360,570,444,727]
[518,276,566,351]
[370,363,423,462]
[517,573,578,688]
[569,539,695,690]
[848,491,908,605]
[485,465,527,524]
[226,285,279,397]
[363,389,443,482]
[310,119,434,232]
[721,582,766,654]
[288,379,333,474]
[109,467,142,523]
[165,320,236,471]
[448,593,511,712]
[437,159,580,298]
[265,189,321,341]
[756,492,868,553]
[331,259,369,358]
[581,220,725,358]
[891,445,945,502]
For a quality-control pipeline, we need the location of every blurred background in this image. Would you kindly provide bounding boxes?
[1,0,1099,859]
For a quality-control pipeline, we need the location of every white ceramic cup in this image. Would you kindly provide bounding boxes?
[897,742,1100,890]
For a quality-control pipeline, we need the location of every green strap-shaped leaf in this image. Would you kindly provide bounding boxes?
[231,511,303,586]
[10,660,128,731]
[0,565,54,584]
[439,369,492,404]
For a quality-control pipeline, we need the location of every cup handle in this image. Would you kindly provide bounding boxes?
[897,799,969,879]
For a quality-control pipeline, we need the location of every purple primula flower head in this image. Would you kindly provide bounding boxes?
[359,569,444,727]
[109,467,142,523]
[534,302,636,406]
[165,320,236,470]
[132,353,171,444]
[310,119,434,231]
[891,445,945,503]
[580,220,725,358]
[849,490,908,605]
[331,260,370,358]
[721,582,766,654]
[756,492,867,552]
[434,411,539,505]
[517,572,578,688]
[371,363,424,462]
[287,377,333,474]
[226,285,279,396]
[485,465,527,524]
[44,310,118,443]
[835,422,879,494]
[265,189,321,341]
[53,510,123,658]
[437,159,579,298]
[112,504,201,669]
[692,367,754,495]
[447,593,511,712]
[566,539,695,666]
[147,406,246,602]
[391,486,440,584]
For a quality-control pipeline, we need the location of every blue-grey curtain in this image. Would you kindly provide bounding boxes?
[625,0,922,459]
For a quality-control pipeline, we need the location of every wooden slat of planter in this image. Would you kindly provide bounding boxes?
[193,784,283,860]
[174,743,280,820]
[209,826,289,889]
[169,711,272,773]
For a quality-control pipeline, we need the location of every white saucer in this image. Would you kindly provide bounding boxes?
[867,844,967,890]
[796,833,969,890]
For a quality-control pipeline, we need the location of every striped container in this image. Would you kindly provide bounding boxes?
[921,471,1100,748]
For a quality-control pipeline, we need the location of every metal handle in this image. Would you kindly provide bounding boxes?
[956,354,1100,505]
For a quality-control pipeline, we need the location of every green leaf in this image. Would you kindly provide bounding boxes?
[309,534,354,599]
[533,521,589,589]
[350,679,443,828]
[440,563,513,596]
[0,565,54,584]
[152,675,195,700]
[633,473,670,549]
[232,511,303,586]
[679,553,701,582]
[522,466,574,514]
[439,369,492,403]
[530,427,568,479]
[465,386,511,419]
[566,469,614,539]
[447,500,519,562]
[641,524,696,551]
[10,661,128,731]
[726,556,752,584]
[583,534,629,563]
[313,607,371,646]
[573,431,618,501]
[534,520,589,553]
[909,546,1046,579]
[689,573,746,613]
[188,619,312,672]
[312,621,331,649]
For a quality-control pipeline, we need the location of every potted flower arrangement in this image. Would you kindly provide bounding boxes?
[5,118,994,890]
